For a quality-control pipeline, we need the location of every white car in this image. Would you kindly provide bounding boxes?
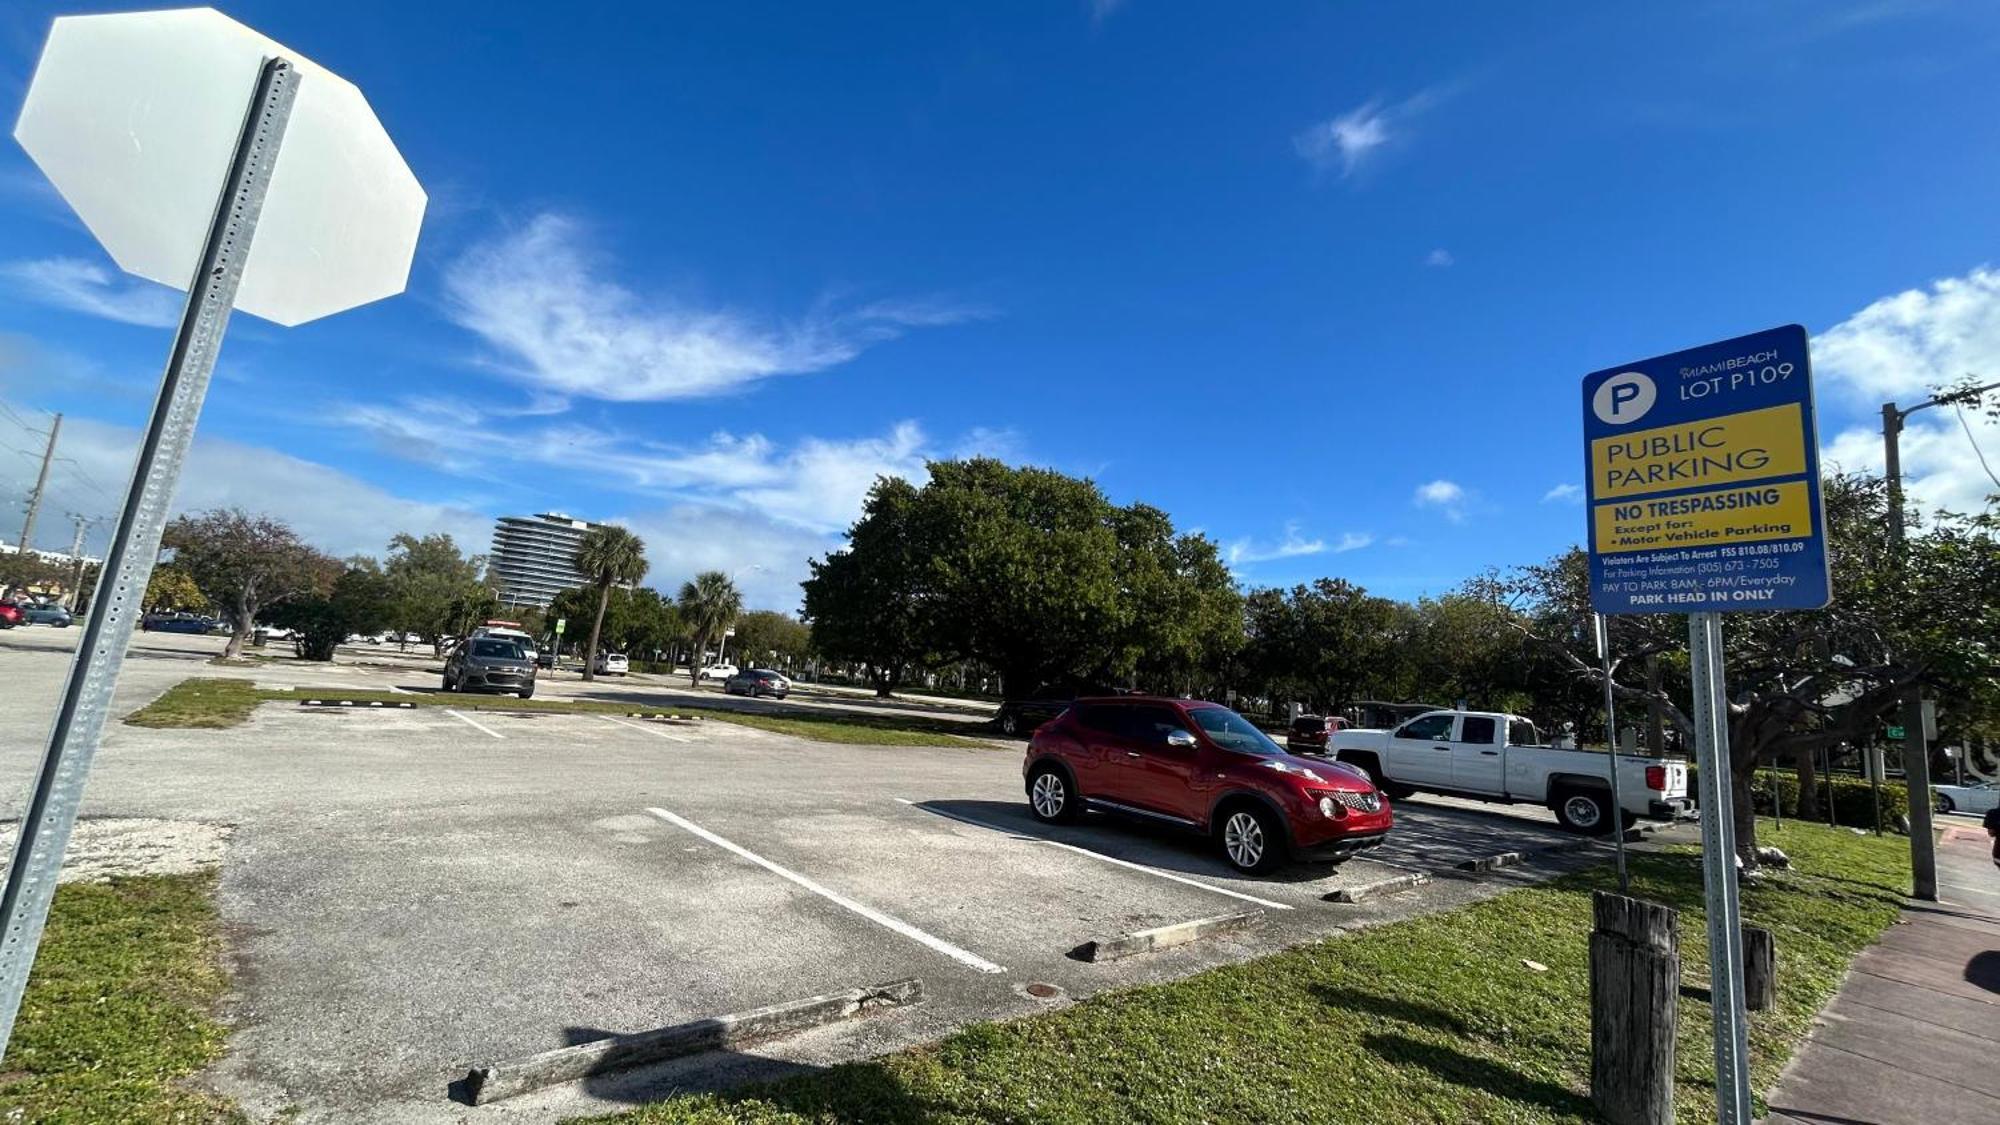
[698,662,738,682]
[593,651,629,676]
[1934,781,2000,816]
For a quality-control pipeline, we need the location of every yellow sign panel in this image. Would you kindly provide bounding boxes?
[1592,481,1814,554]
[1589,403,1808,500]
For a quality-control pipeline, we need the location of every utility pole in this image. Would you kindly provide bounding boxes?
[64,513,101,611]
[1881,378,1999,901]
[18,412,61,551]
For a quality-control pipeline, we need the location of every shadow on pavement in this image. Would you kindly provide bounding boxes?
[1360,1032,1595,1118]
[1969,950,2000,995]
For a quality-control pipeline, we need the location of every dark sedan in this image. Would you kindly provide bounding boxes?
[724,669,790,699]
[442,637,537,699]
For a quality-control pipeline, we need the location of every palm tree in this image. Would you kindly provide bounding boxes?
[678,570,744,686]
[573,525,648,682]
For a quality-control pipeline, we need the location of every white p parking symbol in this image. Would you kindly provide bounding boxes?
[1593,371,1656,425]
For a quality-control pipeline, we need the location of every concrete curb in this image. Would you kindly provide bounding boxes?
[1456,850,1528,872]
[625,712,704,722]
[457,978,923,1105]
[1075,910,1262,963]
[1325,869,1431,903]
[297,699,415,709]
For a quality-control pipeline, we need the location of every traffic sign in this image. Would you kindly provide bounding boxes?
[1887,725,1906,741]
[14,8,425,325]
[554,618,567,635]
[1582,325,1830,615]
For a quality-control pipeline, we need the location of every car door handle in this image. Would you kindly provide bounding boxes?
[1480,750,1500,756]
[1434,745,1453,752]
[1126,751,1143,758]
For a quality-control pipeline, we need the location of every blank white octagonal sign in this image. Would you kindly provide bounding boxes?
[14,7,425,326]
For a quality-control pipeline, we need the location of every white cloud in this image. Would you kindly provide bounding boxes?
[1425,248,1455,268]
[1226,522,1371,566]
[1293,101,1392,176]
[1413,478,1470,521]
[443,214,986,402]
[0,401,490,559]
[1542,482,1584,505]
[0,257,181,328]
[1814,266,2000,516]
[1089,0,1127,22]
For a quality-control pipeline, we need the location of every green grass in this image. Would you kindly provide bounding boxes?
[123,678,991,747]
[123,678,263,729]
[573,822,1907,1124]
[0,872,241,1123]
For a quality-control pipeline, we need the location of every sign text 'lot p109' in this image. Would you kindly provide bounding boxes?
[1582,324,1830,614]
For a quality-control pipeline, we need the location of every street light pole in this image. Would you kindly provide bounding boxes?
[1881,379,1998,902]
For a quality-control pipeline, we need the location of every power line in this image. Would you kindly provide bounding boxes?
[1954,403,2000,492]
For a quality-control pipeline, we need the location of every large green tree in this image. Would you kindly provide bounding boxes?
[266,562,393,661]
[162,509,323,659]
[803,460,1241,698]
[381,533,491,653]
[1241,578,1416,713]
[678,571,744,685]
[573,525,648,682]
[731,609,811,672]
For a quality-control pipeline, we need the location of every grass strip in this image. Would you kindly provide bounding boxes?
[573,822,1907,1124]
[0,872,240,1123]
[124,678,990,747]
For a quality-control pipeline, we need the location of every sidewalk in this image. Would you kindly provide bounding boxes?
[1762,824,2000,1124]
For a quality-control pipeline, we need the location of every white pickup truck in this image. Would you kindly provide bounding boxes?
[1320,709,1690,834]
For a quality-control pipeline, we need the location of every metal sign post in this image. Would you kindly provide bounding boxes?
[1,9,424,1060]
[0,58,299,1052]
[1689,610,1753,1121]
[1582,325,1830,1124]
[1594,613,1631,894]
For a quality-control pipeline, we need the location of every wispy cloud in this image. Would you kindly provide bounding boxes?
[1226,522,1372,566]
[1542,482,1584,505]
[443,213,989,403]
[1413,478,1470,521]
[0,257,180,327]
[1294,85,1459,178]
[1088,0,1127,24]
[1425,248,1455,268]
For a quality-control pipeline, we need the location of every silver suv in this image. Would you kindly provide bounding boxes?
[443,637,536,699]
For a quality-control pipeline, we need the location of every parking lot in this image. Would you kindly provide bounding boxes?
[0,630,1665,1122]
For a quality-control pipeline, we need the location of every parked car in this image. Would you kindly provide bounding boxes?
[593,651,629,676]
[442,637,536,699]
[0,602,21,629]
[470,624,537,663]
[1286,714,1350,755]
[142,612,221,634]
[1934,780,2000,816]
[535,649,558,669]
[724,668,790,699]
[995,683,1124,737]
[697,662,738,682]
[1022,696,1391,874]
[1326,709,1690,834]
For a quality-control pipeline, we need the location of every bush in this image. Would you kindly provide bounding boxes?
[1692,766,1911,830]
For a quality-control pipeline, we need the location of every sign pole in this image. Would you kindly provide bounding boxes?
[0,58,298,1054]
[1689,610,1752,1122]
[1594,613,1631,893]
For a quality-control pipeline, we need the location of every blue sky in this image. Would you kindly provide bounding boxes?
[5,1,2000,610]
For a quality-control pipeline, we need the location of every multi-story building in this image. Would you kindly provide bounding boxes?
[487,512,608,611]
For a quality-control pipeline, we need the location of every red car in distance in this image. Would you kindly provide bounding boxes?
[1023,696,1391,874]
[0,602,23,629]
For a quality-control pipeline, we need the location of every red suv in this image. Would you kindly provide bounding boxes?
[1023,696,1391,874]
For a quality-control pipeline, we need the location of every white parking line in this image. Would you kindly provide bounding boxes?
[895,799,1294,911]
[444,709,503,739]
[388,685,416,695]
[599,715,693,743]
[645,806,1006,975]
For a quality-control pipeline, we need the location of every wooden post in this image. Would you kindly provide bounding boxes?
[1742,925,1775,1011]
[1592,890,1679,1125]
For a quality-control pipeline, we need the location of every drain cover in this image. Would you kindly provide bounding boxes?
[1024,982,1060,999]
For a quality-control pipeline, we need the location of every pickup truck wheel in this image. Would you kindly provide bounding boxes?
[999,710,1020,736]
[1027,765,1080,824]
[1554,787,1614,835]
[1218,805,1287,874]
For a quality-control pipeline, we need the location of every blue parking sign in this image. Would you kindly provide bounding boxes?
[1582,325,1831,614]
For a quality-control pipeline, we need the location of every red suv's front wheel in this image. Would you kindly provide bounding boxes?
[1218,805,1286,874]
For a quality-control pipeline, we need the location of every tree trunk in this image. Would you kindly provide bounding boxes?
[689,630,708,687]
[224,589,256,660]
[582,581,609,683]
[1794,744,1819,819]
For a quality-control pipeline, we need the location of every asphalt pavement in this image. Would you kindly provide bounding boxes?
[0,626,1673,1122]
